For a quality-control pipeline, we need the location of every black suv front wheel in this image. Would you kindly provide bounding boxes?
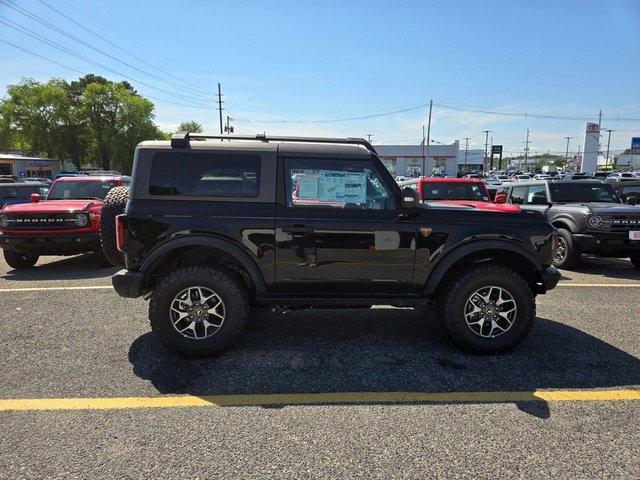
[437,264,535,353]
[149,266,249,357]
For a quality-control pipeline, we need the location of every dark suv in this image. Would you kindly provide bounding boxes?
[109,133,559,356]
[495,179,640,268]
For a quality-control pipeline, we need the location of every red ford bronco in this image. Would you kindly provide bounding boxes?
[0,175,129,269]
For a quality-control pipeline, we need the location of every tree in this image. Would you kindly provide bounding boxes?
[177,120,203,133]
[0,75,166,173]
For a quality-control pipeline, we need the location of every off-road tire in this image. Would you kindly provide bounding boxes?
[437,264,536,354]
[552,228,581,269]
[630,256,640,269]
[4,250,38,269]
[149,266,249,357]
[99,185,129,267]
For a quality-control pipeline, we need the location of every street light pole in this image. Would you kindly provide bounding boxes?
[464,137,469,168]
[605,129,613,166]
[483,130,491,173]
[425,100,433,176]
[565,136,572,168]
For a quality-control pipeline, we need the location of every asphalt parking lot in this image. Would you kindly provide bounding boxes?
[0,255,639,479]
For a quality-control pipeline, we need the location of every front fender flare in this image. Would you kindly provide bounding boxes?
[139,235,267,293]
[422,239,542,295]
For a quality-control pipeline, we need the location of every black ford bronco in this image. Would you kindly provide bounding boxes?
[495,179,640,269]
[107,133,559,356]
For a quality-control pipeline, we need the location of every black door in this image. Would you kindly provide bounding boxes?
[274,156,417,296]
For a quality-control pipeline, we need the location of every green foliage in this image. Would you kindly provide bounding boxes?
[177,120,203,133]
[0,75,166,173]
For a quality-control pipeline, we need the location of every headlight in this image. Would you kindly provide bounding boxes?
[0,215,8,228]
[588,215,603,229]
[74,213,89,227]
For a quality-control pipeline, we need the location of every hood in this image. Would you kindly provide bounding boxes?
[428,200,521,213]
[0,199,100,214]
[560,202,640,215]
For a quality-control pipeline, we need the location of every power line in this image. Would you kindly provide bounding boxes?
[0,0,214,104]
[0,15,214,107]
[58,0,215,96]
[36,0,215,99]
[0,37,215,110]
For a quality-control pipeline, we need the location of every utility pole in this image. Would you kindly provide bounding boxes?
[523,129,531,172]
[217,83,224,134]
[367,134,374,143]
[421,125,426,176]
[605,129,613,166]
[424,100,433,176]
[565,137,572,168]
[483,130,491,172]
[463,137,469,167]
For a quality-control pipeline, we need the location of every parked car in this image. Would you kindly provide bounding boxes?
[398,177,520,213]
[109,133,559,356]
[515,174,532,181]
[495,179,640,269]
[0,182,49,209]
[612,180,640,205]
[533,174,551,180]
[0,175,130,269]
[606,172,636,183]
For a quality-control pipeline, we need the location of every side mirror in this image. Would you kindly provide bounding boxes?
[494,193,507,204]
[627,196,637,205]
[401,186,420,208]
[30,193,41,203]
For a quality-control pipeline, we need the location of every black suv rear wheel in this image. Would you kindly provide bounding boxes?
[437,264,535,353]
[149,266,249,357]
[100,186,129,268]
[4,250,39,269]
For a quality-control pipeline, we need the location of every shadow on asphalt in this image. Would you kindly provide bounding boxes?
[560,256,640,281]
[1,254,117,281]
[128,308,640,417]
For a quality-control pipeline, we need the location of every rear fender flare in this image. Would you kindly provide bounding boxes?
[140,235,266,293]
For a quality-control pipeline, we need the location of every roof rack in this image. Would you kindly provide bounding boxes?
[170,132,377,154]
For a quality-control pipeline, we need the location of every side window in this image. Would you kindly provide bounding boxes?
[284,157,394,210]
[510,186,527,205]
[525,184,548,204]
[149,153,260,197]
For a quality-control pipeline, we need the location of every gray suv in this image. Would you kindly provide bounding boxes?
[495,179,640,269]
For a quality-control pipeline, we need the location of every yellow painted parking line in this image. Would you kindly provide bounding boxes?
[0,285,112,293]
[0,389,638,411]
[557,283,640,287]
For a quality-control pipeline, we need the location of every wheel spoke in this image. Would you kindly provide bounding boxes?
[464,285,517,339]
[170,286,225,340]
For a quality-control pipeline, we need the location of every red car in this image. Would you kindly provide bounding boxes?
[399,177,520,213]
[0,175,130,269]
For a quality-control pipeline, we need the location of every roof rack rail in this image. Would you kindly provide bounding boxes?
[170,132,377,154]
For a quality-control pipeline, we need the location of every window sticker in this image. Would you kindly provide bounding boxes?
[344,173,367,204]
[298,175,319,200]
[318,172,347,202]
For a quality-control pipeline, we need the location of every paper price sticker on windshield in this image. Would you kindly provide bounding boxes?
[629,231,640,241]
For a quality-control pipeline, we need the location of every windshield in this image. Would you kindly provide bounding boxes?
[422,182,488,201]
[47,180,118,200]
[549,183,618,203]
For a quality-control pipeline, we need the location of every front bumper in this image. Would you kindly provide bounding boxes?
[573,232,640,256]
[112,269,146,298]
[0,232,99,255]
[538,266,561,292]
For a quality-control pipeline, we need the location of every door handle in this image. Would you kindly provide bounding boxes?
[282,226,314,234]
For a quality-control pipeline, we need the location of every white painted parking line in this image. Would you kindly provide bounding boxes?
[556,283,640,287]
[0,285,113,293]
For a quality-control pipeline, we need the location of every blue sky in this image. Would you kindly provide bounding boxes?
[1,0,639,156]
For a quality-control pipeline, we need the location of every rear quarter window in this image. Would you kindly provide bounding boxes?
[148,153,260,198]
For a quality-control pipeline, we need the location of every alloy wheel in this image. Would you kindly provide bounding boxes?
[464,286,517,338]
[169,286,225,340]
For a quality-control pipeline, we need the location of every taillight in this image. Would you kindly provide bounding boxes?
[116,215,126,251]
